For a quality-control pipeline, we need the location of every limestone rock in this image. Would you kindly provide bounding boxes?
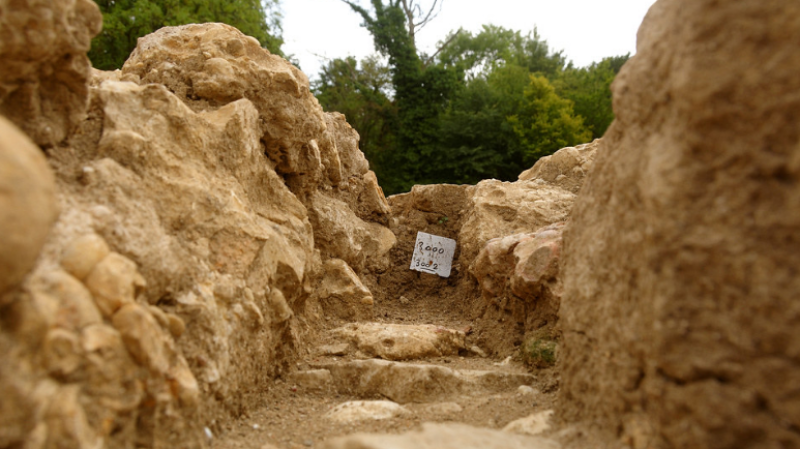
[0,0,102,146]
[322,423,561,449]
[518,140,600,193]
[328,322,466,361]
[309,193,395,272]
[121,23,326,178]
[314,359,533,404]
[0,116,58,296]
[559,1,800,448]
[43,328,83,378]
[84,252,144,317]
[60,234,110,281]
[292,369,334,391]
[111,303,171,374]
[458,180,574,266]
[317,259,374,320]
[28,269,102,330]
[470,223,564,352]
[325,400,411,423]
[503,410,554,436]
[44,385,101,449]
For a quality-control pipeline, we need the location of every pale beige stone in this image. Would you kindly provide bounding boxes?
[43,328,83,378]
[168,358,200,407]
[503,410,554,436]
[111,303,170,374]
[44,385,101,449]
[84,252,141,317]
[0,117,58,296]
[315,359,533,404]
[28,269,102,330]
[329,322,466,361]
[317,259,374,320]
[166,313,186,339]
[0,0,102,146]
[518,140,600,193]
[60,234,110,281]
[326,400,411,423]
[322,423,561,449]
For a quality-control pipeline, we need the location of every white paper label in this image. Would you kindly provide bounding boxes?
[410,232,457,278]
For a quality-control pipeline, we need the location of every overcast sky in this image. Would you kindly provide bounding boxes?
[281,0,657,80]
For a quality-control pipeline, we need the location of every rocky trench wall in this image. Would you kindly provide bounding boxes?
[558,0,800,448]
[378,140,600,356]
[0,4,393,447]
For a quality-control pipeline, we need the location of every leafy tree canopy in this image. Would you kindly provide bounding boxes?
[89,0,283,70]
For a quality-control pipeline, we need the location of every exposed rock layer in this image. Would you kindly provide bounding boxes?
[0,0,102,146]
[559,0,800,447]
[0,22,394,449]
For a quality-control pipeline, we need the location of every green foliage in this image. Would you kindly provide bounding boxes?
[434,27,579,185]
[437,25,566,80]
[522,335,557,368]
[313,56,396,182]
[554,54,630,138]
[342,0,460,194]
[327,5,624,192]
[509,74,592,165]
[89,0,283,70]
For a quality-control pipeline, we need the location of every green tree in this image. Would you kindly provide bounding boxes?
[89,0,283,70]
[437,25,566,80]
[554,54,630,138]
[509,74,591,165]
[434,26,575,184]
[342,0,459,193]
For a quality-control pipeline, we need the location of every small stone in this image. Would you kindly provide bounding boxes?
[168,358,200,406]
[30,269,102,330]
[147,305,170,327]
[469,345,487,358]
[112,303,170,373]
[517,385,537,396]
[85,252,142,317]
[399,296,410,304]
[60,234,110,281]
[503,410,554,436]
[167,313,186,338]
[43,328,83,377]
[318,343,350,356]
[326,400,412,423]
[268,289,293,323]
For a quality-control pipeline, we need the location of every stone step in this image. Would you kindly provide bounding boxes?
[302,359,534,404]
[317,322,469,361]
[320,422,560,449]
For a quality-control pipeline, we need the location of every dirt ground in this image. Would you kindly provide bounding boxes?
[212,288,560,449]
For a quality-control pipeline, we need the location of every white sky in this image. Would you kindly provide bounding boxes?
[281,0,657,80]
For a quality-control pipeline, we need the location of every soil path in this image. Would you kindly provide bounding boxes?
[213,291,558,449]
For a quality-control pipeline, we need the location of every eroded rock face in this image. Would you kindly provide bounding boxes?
[0,0,102,146]
[0,116,58,296]
[0,21,394,449]
[559,1,800,447]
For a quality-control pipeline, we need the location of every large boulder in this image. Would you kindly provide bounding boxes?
[0,0,102,146]
[119,23,393,278]
[0,116,58,296]
[559,1,800,448]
